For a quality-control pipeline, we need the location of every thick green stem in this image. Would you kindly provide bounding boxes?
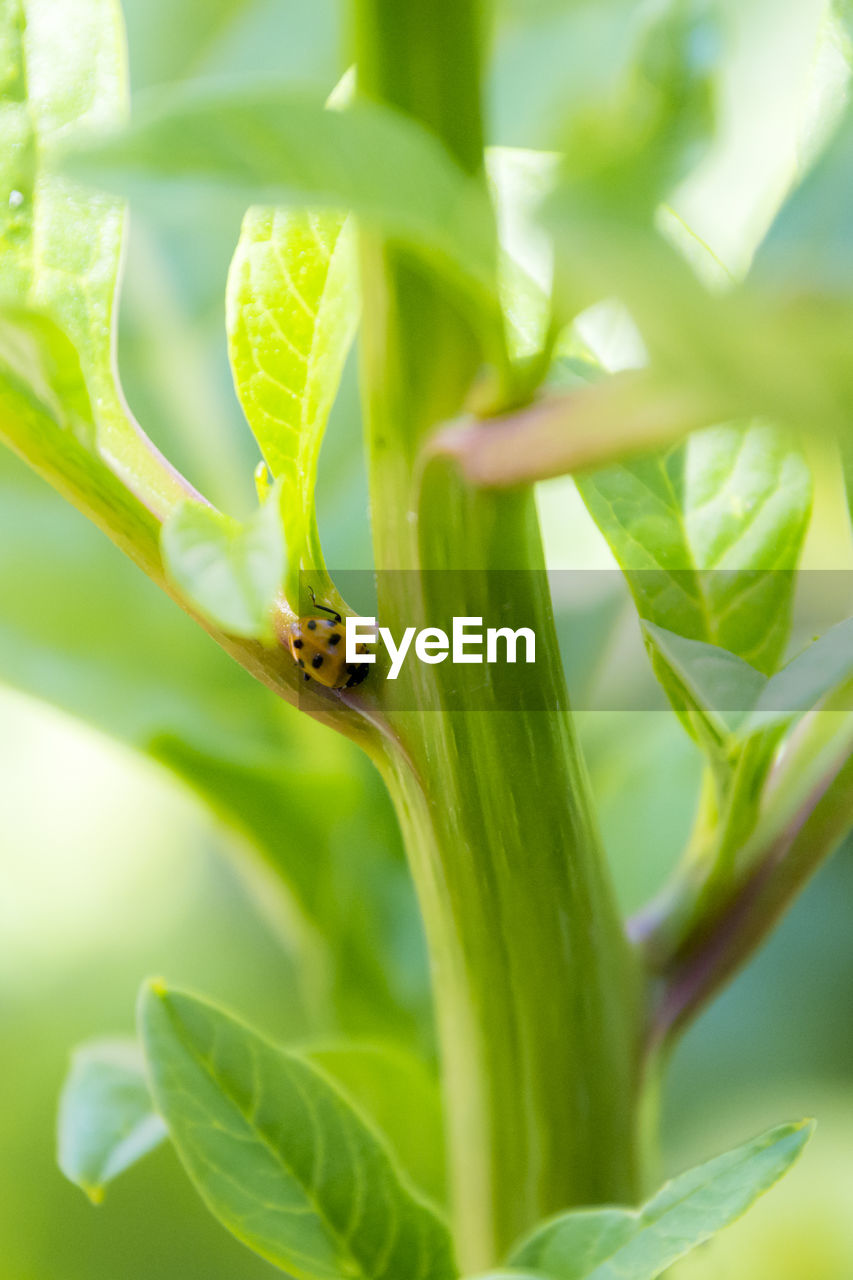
[355,2,643,1267]
[373,477,645,1268]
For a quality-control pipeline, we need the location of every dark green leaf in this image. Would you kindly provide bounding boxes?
[57,1038,166,1204]
[305,1042,445,1206]
[577,421,812,727]
[139,983,456,1280]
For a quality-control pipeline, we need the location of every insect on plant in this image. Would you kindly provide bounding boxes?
[3,1,853,1279]
[281,588,371,687]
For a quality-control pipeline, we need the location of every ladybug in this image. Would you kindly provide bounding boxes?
[286,593,370,689]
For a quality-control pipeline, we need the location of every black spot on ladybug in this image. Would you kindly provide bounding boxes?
[293,638,304,649]
[312,653,324,669]
[329,632,341,646]
[346,663,356,673]
[307,619,317,630]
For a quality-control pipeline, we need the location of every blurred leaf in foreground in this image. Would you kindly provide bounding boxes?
[64,86,499,317]
[58,1038,166,1204]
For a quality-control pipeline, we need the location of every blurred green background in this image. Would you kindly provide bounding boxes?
[3,0,853,1276]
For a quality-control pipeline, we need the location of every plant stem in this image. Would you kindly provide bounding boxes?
[375,476,644,1268]
[643,704,853,1047]
[427,371,735,489]
[355,1,644,1267]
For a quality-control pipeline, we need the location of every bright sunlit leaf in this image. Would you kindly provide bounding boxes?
[227,208,357,603]
[0,304,165,580]
[161,494,286,639]
[0,0,190,516]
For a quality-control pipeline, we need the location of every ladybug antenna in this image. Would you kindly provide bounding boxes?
[308,585,341,622]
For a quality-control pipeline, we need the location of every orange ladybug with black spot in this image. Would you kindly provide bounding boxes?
[285,592,370,689]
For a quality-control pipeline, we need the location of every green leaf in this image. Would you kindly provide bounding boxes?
[508,1121,813,1280]
[489,0,640,149]
[57,1038,166,1205]
[540,8,853,439]
[0,440,427,1048]
[577,421,812,680]
[634,628,783,846]
[63,85,499,316]
[161,494,285,639]
[641,622,768,741]
[305,1042,445,1206]
[226,207,357,601]
[139,983,456,1280]
[146,735,431,1044]
[541,0,719,321]
[744,616,853,732]
[568,0,719,213]
[0,304,165,579]
[487,147,558,361]
[642,616,853,747]
[0,304,95,450]
[0,0,191,517]
[752,102,853,299]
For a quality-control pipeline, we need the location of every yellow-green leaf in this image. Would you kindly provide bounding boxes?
[161,494,285,639]
[227,208,357,601]
[0,0,190,516]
